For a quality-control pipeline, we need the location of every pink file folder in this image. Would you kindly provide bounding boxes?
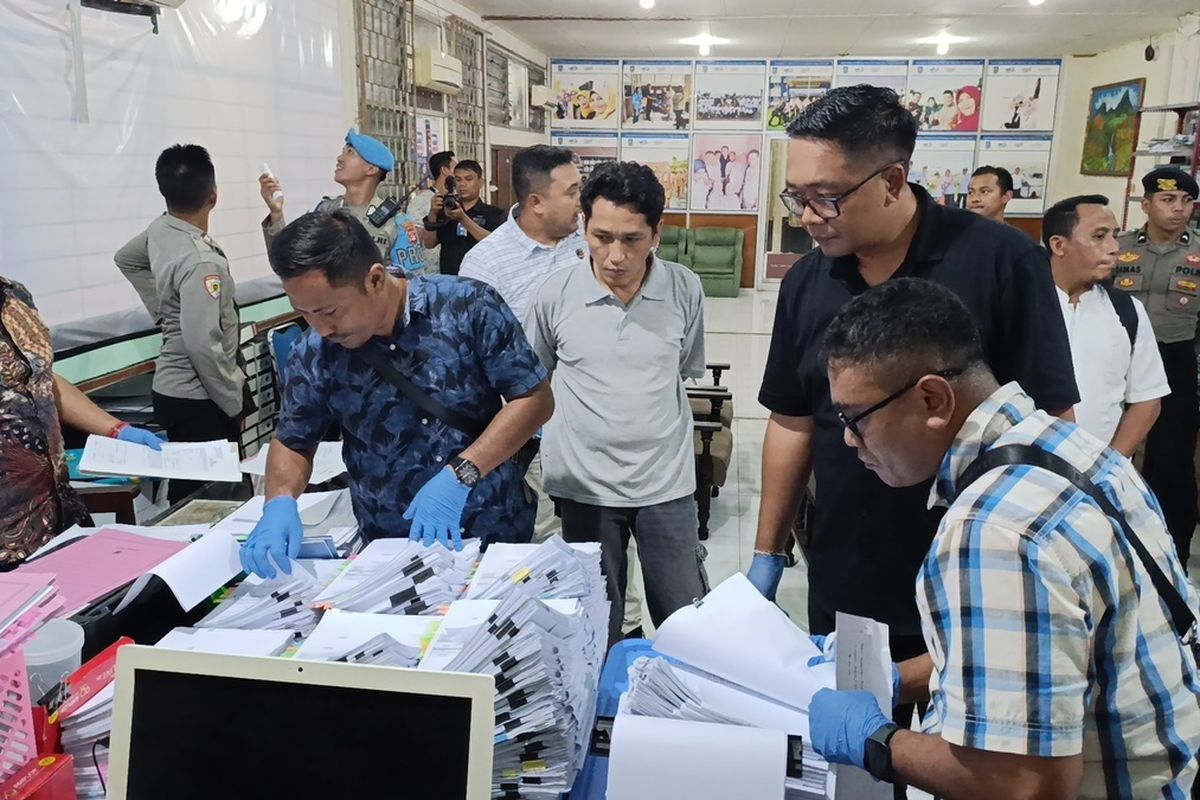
[14,529,188,617]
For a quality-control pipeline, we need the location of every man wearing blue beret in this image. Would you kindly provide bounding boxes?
[259,129,426,275]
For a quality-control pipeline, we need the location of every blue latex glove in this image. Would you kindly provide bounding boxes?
[116,426,164,451]
[807,633,902,704]
[403,467,471,550]
[746,553,786,601]
[809,688,894,769]
[240,496,303,579]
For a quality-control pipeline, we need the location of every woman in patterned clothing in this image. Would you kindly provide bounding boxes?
[0,279,161,566]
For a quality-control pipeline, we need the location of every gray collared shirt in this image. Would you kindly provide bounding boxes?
[526,256,705,507]
[115,215,244,416]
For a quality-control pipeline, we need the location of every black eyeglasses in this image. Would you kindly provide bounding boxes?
[837,369,963,440]
[779,161,902,221]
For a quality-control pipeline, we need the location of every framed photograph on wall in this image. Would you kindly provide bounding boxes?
[550,60,622,130]
[981,60,1061,132]
[976,134,1053,215]
[551,131,620,182]
[690,132,763,212]
[1080,78,1145,176]
[623,61,693,130]
[621,132,690,209]
[693,61,767,129]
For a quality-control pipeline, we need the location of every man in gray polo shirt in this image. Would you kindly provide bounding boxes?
[526,160,708,645]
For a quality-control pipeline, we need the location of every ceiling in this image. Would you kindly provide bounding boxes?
[471,0,1194,60]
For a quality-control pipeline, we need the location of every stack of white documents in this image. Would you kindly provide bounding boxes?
[312,538,480,615]
[418,535,609,798]
[294,609,440,668]
[608,574,839,800]
[622,657,828,798]
[196,559,347,638]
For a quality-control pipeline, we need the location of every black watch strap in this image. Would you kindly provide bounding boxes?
[449,456,481,488]
[864,722,901,782]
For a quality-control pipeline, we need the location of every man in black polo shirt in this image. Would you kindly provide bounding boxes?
[746,85,1078,772]
[420,159,506,275]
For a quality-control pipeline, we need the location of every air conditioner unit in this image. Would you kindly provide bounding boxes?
[530,85,556,110]
[415,48,464,95]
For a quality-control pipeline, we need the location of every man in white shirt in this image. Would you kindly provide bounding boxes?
[1044,195,1168,454]
[461,145,587,544]
[460,145,586,320]
[407,150,456,272]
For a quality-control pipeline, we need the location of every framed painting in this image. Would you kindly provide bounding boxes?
[1081,78,1145,176]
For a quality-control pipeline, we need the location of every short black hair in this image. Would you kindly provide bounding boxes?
[971,166,1014,195]
[454,159,484,178]
[155,144,215,214]
[786,84,918,167]
[820,278,987,381]
[1042,194,1110,249]
[581,160,665,230]
[429,150,456,178]
[512,145,576,203]
[267,209,380,289]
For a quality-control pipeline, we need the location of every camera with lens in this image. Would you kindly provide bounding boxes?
[442,174,460,211]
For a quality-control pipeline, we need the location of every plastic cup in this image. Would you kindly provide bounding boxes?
[24,619,85,700]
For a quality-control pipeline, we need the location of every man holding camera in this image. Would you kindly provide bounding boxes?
[419,159,506,276]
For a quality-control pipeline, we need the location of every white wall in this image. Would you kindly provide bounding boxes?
[1049,18,1200,229]
[0,1,346,328]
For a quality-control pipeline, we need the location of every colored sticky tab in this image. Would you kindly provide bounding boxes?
[511,567,531,584]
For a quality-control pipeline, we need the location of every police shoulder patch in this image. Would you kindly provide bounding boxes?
[203,274,222,300]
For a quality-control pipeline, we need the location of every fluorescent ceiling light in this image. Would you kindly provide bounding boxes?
[640,0,655,8]
[1028,0,1046,6]
[916,30,971,55]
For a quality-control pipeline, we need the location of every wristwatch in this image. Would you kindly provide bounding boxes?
[864,722,901,782]
[449,456,481,488]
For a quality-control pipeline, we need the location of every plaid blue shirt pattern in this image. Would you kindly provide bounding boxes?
[919,382,1200,798]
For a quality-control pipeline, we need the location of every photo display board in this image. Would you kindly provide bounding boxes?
[976,134,1053,214]
[766,60,833,133]
[551,60,622,129]
[905,60,984,133]
[693,61,768,129]
[623,61,693,131]
[981,59,1061,132]
[621,132,691,210]
[690,132,763,213]
[551,131,620,181]
[910,135,978,208]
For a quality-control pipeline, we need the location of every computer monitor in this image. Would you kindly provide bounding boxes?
[105,646,495,799]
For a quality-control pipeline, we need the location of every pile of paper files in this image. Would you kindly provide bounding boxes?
[196,559,347,638]
[312,538,480,615]
[609,574,837,800]
[419,535,609,799]
[294,610,439,668]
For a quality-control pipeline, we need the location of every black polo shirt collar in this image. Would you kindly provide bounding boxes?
[828,183,945,290]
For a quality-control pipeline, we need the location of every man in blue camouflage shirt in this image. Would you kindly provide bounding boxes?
[240,210,554,579]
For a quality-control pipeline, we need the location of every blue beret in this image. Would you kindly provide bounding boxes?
[345,128,395,173]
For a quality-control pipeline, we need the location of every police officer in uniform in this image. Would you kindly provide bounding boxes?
[1113,166,1200,566]
[259,129,425,275]
[115,144,247,502]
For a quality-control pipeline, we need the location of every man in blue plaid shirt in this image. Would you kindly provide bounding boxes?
[807,278,1200,798]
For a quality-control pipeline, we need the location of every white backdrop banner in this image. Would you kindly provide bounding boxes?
[0,0,345,328]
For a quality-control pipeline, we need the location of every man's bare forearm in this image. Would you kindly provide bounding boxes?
[896,653,933,705]
[891,731,1082,800]
[264,437,314,500]
[753,413,814,553]
[460,380,554,475]
[1110,399,1160,457]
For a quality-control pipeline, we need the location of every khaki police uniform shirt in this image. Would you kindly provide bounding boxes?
[262,192,398,263]
[118,215,245,416]
[1113,228,1200,344]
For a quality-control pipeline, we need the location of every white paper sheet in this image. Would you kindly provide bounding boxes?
[114,530,243,613]
[652,574,834,711]
[607,714,787,800]
[294,609,441,662]
[218,491,342,529]
[240,441,346,484]
[154,627,293,657]
[833,611,893,800]
[78,435,241,482]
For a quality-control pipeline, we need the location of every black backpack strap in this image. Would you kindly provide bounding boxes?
[957,444,1196,643]
[354,347,488,439]
[1102,282,1138,350]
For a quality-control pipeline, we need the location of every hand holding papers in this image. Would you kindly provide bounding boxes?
[238,497,304,579]
[78,435,240,482]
